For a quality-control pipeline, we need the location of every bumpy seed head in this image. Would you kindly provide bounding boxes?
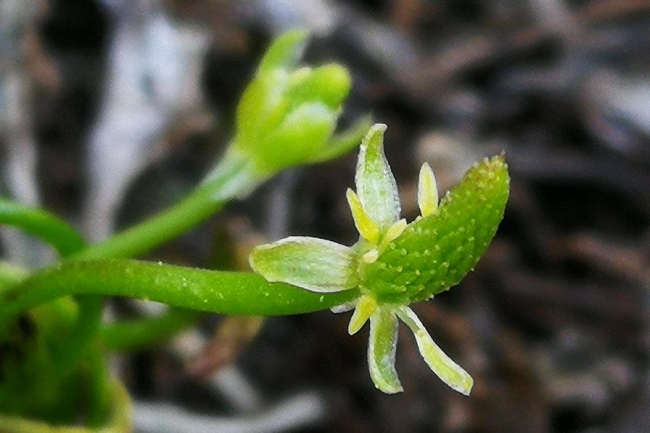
[361,155,510,303]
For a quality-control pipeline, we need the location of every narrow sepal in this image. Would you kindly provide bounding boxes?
[249,237,356,293]
[396,306,473,395]
[368,307,403,393]
[355,124,401,231]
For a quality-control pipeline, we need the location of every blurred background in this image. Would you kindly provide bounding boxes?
[1,0,650,432]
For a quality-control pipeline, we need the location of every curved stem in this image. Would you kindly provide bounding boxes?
[0,199,86,257]
[52,295,104,375]
[0,260,359,321]
[72,152,257,261]
[0,262,28,289]
[0,201,101,377]
[101,309,202,352]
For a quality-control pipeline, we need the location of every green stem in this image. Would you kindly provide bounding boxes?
[52,295,104,376]
[0,201,101,376]
[0,199,86,257]
[101,309,202,352]
[0,262,28,289]
[72,152,257,261]
[84,346,111,428]
[0,260,359,321]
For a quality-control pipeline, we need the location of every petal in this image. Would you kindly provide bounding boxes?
[249,237,356,293]
[355,124,400,231]
[368,307,403,393]
[346,189,380,244]
[348,295,377,335]
[418,162,438,217]
[396,306,473,395]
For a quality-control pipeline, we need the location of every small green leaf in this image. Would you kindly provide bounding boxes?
[249,237,356,293]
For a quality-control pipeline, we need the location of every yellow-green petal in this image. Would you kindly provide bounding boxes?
[249,237,356,293]
[396,306,473,395]
[346,188,380,245]
[348,295,377,335]
[418,162,438,217]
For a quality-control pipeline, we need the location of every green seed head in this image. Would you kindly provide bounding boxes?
[361,155,510,303]
[249,123,510,395]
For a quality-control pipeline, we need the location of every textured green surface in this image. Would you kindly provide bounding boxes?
[362,155,510,303]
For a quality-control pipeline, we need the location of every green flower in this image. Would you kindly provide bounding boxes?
[250,124,510,394]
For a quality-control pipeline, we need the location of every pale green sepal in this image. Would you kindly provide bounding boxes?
[235,69,289,151]
[348,295,377,335]
[355,124,400,231]
[396,306,473,395]
[418,162,438,217]
[256,102,337,174]
[310,115,373,163]
[368,307,403,393]
[249,236,356,293]
[258,29,309,75]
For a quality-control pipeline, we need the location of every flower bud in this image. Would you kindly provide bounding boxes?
[232,30,363,177]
